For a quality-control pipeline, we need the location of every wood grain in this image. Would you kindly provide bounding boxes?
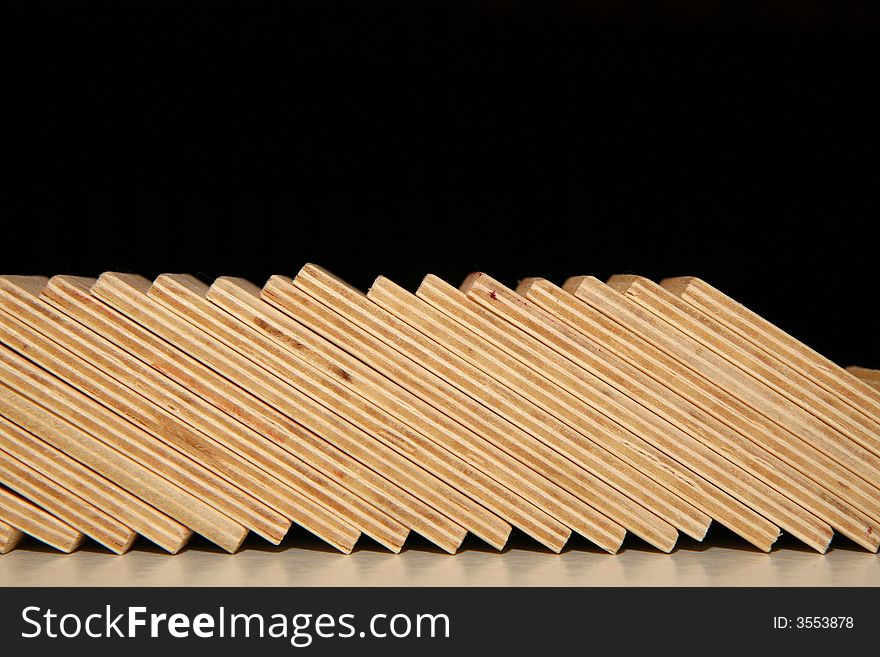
[606,275,880,551]
[0,411,189,553]
[148,273,490,552]
[0,348,242,552]
[565,276,880,494]
[521,276,833,553]
[0,277,291,545]
[0,263,865,556]
[0,434,137,554]
[462,272,781,552]
[0,485,84,553]
[41,275,408,553]
[0,276,366,553]
[0,518,24,554]
[369,275,681,552]
[92,272,463,553]
[848,366,880,391]
[662,277,880,446]
[289,264,627,553]
[210,277,571,551]
[261,276,575,552]
[416,274,715,540]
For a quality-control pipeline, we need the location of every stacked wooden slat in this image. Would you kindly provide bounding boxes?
[0,267,877,555]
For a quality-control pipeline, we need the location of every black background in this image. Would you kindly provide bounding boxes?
[4,2,879,366]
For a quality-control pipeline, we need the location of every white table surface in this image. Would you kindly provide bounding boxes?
[2,527,877,587]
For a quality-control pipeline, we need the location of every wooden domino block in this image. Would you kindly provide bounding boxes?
[0,431,138,553]
[287,265,627,553]
[0,278,288,545]
[0,407,191,554]
[662,277,880,447]
[462,273,782,552]
[566,276,880,493]
[368,276,681,552]
[442,273,786,550]
[519,276,834,553]
[0,276,360,553]
[848,366,880,391]
[149,273,502,550]
[0,485,84,553]
[209,277,571,551]
[0,518,24,554]
[93,272,464,553]
[0,294,286,547]
[415,274,713,541]
[0,351,246,553]
[41,276,409,554]
[605,275,880,551]
[260,276,574,552]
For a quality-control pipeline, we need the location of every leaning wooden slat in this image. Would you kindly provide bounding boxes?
[461,273,781,552]
[442,274,783,551]
[369,276,680,552]
[93,273,464,554]
[150,273,502,550]
[520,277,833,553]
[0,485,83,553]
[0,352,245,553]
[617,278,880,451]
[0,297,288,546]
[0,440,137,553]
[662,277,880,438]
[848,367,880,391]
[211,277,569,552]
[608,280,880,462]
[288,265,626,553]
[566,277,880,490]
[415,274,712,541]
[606,275,880,551]
[0,277,357,553]
[0,413,192,553]
[0,518,25,554]
[263,277,598,553]
[41,277,408,554]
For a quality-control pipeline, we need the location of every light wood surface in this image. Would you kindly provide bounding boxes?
[461,272,781,552]
[91,272,462,553]
[0,412,188,553]
[290,265,627,553]
[1,276,361,552]
[848,366,880,391]
[3,531,878,586]
[262,276,574,552]
[148,273,489,552]
[210,277,565,551]
[0,519,24,554]
[0,485,84,553]
[369,275,681,552]
[0,349,239,552]
[0,418,137,553]
[606,275,880,551]
[41,275,407,554]
[662,277,880,449]
[0,277,291,545]
[521,276,833,553]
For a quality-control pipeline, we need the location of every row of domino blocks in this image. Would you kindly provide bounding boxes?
[1,266,879,556]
